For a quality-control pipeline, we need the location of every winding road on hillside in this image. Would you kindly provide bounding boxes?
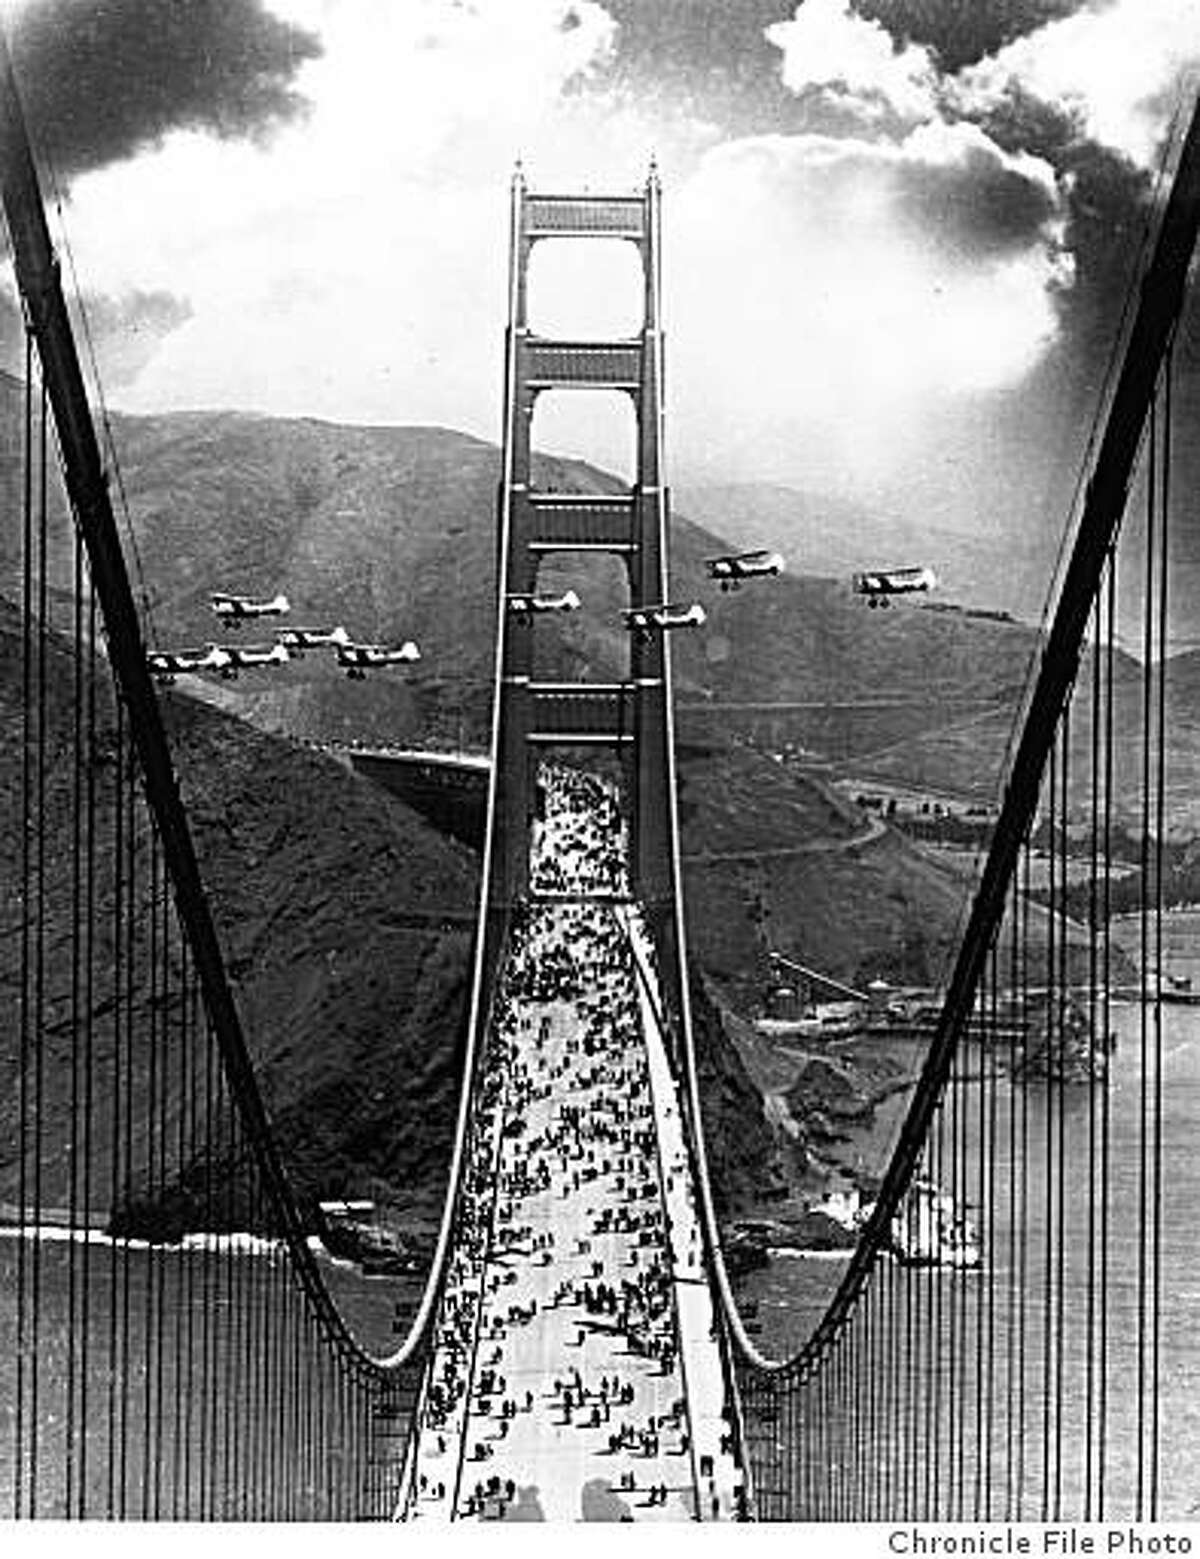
[681,811,888,864]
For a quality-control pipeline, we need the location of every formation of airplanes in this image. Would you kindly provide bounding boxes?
[707,550,938,609]
[149,555,937,684]
[148,594,423,685]
[148,641,291,683]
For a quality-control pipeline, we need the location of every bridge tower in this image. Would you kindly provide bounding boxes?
[476,165,690,1030]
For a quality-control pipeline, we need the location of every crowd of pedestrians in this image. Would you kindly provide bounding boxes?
[529,763,630,898]
[405,765,742,1521]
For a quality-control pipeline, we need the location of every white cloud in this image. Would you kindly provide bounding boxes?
[666,124,1069,488]
[766,0,940,124]
[60,0,645,438]
[35,0,1077,501]
[957,0,1200,169]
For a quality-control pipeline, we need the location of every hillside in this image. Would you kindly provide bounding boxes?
[2,376,1171,1004]
[0,596,790,1229]
[674,480,1051,620]
[1,372,1168,1259]
[0,373,1050,767]
[96,399,1198,836]
[5,374,1199,831]
[0,594,477,1225]
[672,739,963,995]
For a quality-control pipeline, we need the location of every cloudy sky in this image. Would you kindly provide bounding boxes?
[4,0,1200,582]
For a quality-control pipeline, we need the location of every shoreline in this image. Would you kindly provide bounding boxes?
[0,1223,358,1267]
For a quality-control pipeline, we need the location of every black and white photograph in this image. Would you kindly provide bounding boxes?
[2,0,1200,1536]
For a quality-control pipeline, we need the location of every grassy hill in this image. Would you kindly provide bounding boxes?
[4,377,1174,985]
[0,595,478,1226]
[0,371,1048,756]
[104,397,1188,841]
[4,371,1198,820]
[0,380,1183,1237]
[674,479,1051,620]
[0,595,791,1228]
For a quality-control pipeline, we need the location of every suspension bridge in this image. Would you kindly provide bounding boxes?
[2,28,1199,1522]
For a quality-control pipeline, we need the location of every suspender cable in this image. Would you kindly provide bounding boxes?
[1099,552,1116,1516]
[66,522,83,1517]
[1150,345,1170,1517]
[1136,384,1156,1517]
[1085,587,1102,1518]
[14,328,32,1522]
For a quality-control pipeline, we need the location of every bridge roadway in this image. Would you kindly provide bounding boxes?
[400,767,745,1521]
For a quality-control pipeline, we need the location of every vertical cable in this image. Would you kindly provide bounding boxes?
[880,1263,892,1519]
[1098,553,1116,1516]
[173,943,191,1518]
[1041,739,1057,1520]
[270,1245,285,1520]
[66,521,84,1519]
[872,1243,883,1517]
[154,857,171,1519]
[1017,835,1032,1517]
[1004,845,1019,1516]
[982,939,999,1518]
[104,699,124,1519]
[1084,588,1102,1518]
[864,1295,874,1517]
[950,1046,964,1516]
[1136,392,1156,1518]
[1140,350,1171,1509]
[221,1110,237,1518]
[140,829,159,1519]
[1149,347,1169,1518]
[253,1176,268,1519]
[200,1025,217,1520]
[118,738,138,1517]
[15,328,34,1523]
[1053,707,1071,1519]
[29,361,50,1518]
[929,1105,944,1518]
[918,1145,933,1518]
[79,578,98,1518]
[850,1297,863,1517]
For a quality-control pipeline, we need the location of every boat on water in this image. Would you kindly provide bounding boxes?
[1164,973,1200,1005]
[889,1178,981,1270]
